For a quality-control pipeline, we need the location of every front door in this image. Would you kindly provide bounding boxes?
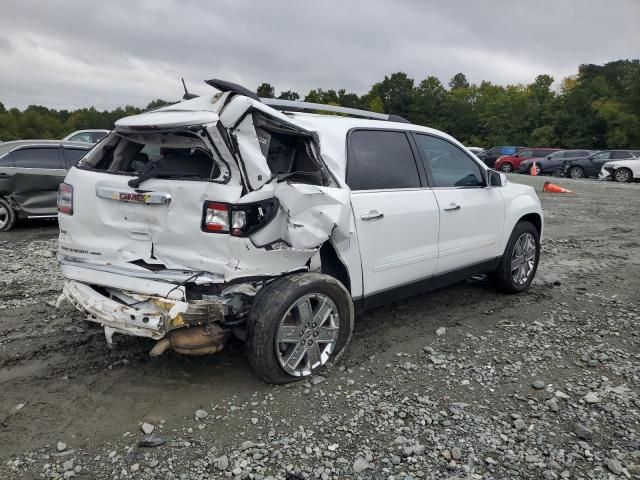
[347,129,439,296]
[412,133,505,274]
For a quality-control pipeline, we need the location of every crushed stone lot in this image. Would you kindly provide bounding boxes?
[1,175,639,480]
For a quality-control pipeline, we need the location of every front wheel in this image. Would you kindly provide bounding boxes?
[245,273,354,384]
[569,166,585,179]
[0,198,16,232]
[500,163,513,173]
[613,168,632,183]
[490,221,540,294]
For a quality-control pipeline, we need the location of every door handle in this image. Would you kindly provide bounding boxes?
[0,173,12,179]
[361,210,384,221]
[443,203,461,212]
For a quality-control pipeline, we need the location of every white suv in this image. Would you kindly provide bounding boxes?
[56,80,543,383]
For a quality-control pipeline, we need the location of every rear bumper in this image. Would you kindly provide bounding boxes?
[61,280,170,339]
[60,268,227,339]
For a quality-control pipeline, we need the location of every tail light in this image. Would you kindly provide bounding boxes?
[202,199,278,236]
[57,183,73,215]
[202,202,229,232]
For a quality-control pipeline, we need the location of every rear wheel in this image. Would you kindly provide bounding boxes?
[500,163,513,173]
[245,273,354,384]
[613,168,632,183]
[569,166,585,179]
[490,221,540,294]
[0,198,16,232]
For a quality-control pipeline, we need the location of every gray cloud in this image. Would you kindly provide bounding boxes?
[1,0,638,109]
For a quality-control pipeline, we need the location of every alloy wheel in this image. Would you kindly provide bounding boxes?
[275,293,340,377]
[569,167,584,179]
[614,169,631,182]
[511,232,537,286]
[501,163,513,172]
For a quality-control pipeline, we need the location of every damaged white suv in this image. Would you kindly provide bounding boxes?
[56,79,542,383]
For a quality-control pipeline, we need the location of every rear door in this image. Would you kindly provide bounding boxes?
[588,151,612,175]
[7,146,66,216]
[348,129,440,296]
[413,133,504,274]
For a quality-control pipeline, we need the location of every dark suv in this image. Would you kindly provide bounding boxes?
[476,146,525,168]
[562,150,640,179]
[0,140,91,231]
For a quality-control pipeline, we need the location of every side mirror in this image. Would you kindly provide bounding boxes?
[514,153,520,158]
[488,170,505,187]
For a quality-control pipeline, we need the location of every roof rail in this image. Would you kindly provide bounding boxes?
[261,98,410,123]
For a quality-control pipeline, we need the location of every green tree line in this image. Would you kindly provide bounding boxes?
[1,60,638,149]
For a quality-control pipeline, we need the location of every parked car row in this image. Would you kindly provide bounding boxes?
[474,145,640,182]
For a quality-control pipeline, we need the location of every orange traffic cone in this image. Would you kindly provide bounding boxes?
[530,160,538,176]
[543,181,574,194]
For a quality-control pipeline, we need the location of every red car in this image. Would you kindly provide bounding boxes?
[494,148,561,172]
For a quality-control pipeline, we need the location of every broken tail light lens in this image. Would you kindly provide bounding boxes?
[202,202,229,233]
[202,199,279,236]
[57,183,73,215]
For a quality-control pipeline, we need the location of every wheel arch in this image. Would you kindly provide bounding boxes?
[319,241,351,294]
[499,195,544,255]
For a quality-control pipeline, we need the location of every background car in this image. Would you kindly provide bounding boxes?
[466,146,484,155]
[519,149,594,175]
[62,129,109,143]
[476,146,524,168]
[494,148,560,173]
[562,150,640,179]
[0,140,90,231]
[600,157,640,182]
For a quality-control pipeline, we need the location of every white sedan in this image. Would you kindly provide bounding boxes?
[599,158,640,182]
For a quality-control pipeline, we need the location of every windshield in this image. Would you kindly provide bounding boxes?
[79,131,221,181]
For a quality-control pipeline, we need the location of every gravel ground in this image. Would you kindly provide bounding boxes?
[1,176,639,480]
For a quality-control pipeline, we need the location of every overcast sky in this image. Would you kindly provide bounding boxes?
[1,0,638,110]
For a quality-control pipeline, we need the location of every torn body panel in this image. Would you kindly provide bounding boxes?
[58,92,358,352]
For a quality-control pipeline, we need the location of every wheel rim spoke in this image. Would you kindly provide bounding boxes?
[296,298,313,324]
[282,342,306,371]
[306,342,322,369]
[277,325,301,344]
[316,326,339,343]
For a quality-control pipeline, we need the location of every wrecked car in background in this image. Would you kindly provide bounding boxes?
[0,140,91,231]
[56,79,543,383]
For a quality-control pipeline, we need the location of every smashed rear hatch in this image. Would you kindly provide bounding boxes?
[58,92,351,285]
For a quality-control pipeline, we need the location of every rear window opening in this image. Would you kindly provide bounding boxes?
[79,131,221,181]
[253,113,332,186]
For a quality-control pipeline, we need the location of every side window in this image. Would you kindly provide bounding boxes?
[612,151,632,159]
[0,153,13,167]
[92,132,107,143]
[519,150,533,158]
[593,152,611,160]
[414,134,484,188]
[69,132,93,143]
[347,130,420,190]
[502,147,517,155]
[11,148,62,169]
[63,148,89,167]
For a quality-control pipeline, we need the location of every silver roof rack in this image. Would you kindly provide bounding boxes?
[261,98,409,124]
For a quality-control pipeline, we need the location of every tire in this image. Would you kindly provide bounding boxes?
[613,168,632,183]
[500,163,513,173]
[490,221,540,294]
[0,198,16,232]
[245,272,354,384]
[569,166,585,179]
